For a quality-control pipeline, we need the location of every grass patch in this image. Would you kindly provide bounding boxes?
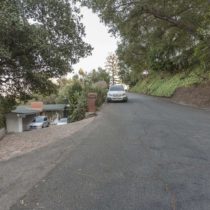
[131,69,210,97]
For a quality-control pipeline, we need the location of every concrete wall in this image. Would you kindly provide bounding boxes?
[22,115,36,131]
[0,128,5,140]
[6,114,23,133]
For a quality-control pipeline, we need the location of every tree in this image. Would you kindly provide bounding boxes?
[78,68,86,83]
[0,96,16,128]
[194,8,210,71]
[88,67,110,85]
[105,53,120,85]
[118,61,134,86]
[0,0,92,97]
[80,0,210,78]
[78,68,86,78]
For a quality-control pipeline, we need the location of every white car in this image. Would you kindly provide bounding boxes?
[107,84,128,102]
[29,116,49,129]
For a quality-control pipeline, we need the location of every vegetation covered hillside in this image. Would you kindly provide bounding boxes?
[131,70,210,97]
[80,0,210,96]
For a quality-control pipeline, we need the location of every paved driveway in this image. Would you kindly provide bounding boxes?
[0,118,94,161]
[4,93,210,210]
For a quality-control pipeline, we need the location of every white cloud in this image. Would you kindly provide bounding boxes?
[72,7,118,74]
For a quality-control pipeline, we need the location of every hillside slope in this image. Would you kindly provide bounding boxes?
[131,70,210,108]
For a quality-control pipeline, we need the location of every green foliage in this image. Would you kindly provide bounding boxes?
[131,70,209,97]
[71,80,83,94]
[85,86,107,107]
[68,81,107,122]
[80,0,210,81]
[0,97,16,128]
[70,93,87,122]
[0,0,92,97]
[63,81,83,115]
[118,62,135,86]
[194,8,210,71]
[29,67,108,123]
[88,67,110,85]
[148,41,192,73]
[95,88,107,107]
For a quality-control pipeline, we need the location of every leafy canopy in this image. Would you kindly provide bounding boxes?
[79,0,210,81]
[0,0,92,97]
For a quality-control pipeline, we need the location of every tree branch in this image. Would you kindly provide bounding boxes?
[142,6,198,36]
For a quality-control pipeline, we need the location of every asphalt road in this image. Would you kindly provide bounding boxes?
[10,93,210,210]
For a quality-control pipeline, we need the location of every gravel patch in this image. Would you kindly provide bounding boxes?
[0,117,95,161]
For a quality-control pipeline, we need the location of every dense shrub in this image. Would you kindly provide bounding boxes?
[84,85,107,107]
[70,93,87,122]
[30,79,107,123]
[94,88,107,107]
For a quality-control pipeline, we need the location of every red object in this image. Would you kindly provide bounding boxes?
[87,93,97,112]
[31,102,43,111]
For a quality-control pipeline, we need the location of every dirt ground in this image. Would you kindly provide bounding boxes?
[0,117,95,161]
[172,81,210,108]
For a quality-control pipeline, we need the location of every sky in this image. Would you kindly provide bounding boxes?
[72,7,118,74]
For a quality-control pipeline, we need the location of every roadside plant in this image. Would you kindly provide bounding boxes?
[0,96,16,128]
[70,93,87,122]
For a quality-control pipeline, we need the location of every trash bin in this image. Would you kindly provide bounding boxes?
[87,93,97,113]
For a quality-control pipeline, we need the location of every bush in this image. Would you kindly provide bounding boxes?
[70,93,87,122]
[94,88,107,107]
[84,85,107,107]
[0,97,16,128]
[94,81,108,89]
[84,81,107,107]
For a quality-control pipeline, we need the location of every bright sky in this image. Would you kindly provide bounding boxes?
[72,7,118,74]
